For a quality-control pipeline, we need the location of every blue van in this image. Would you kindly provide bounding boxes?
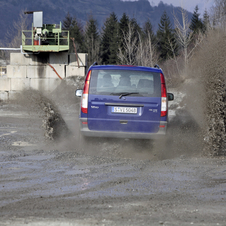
[76,64,174,139]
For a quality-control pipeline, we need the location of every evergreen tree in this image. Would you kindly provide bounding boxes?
[203,9,210,33]
[62,12,72,30]
[118,17,142,65]
[63,13,86,53]
[130,17,142,40]
[69,17,86,53]
[117,15,144,65]
[100,12,119,64]
[85,16,100,66]
[142,19,156,44]
[157,11,178,61]
[190,5,204,34]
[118,13,130,50]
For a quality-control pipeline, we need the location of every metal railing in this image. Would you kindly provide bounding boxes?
[22,23,69,52]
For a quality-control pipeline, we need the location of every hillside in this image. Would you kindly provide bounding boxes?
[0,0,192,45]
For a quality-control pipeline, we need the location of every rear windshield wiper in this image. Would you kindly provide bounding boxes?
[109,92,140,98]
[118,92,139,99]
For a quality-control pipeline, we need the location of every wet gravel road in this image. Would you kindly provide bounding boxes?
[0,102,226,226]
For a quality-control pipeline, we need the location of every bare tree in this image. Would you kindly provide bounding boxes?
[118,22,138,65]
[187,31,205,60]
[0,47,5,60]
[2,10,30,59]
[86,35,101,67]
[118,22,158,66]
[174,8,193,68]
[84,17,101,67]
[174,8,205,75]
[6,10,30,48]
[167,36,180,74]
[136,32,158,67]
[211,0,226,30]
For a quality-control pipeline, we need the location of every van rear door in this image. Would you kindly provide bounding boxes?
[87,68,162,134]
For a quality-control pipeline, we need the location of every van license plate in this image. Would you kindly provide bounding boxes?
[112,107,137,114]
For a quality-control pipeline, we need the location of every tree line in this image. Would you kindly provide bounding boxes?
[63,5,210,69]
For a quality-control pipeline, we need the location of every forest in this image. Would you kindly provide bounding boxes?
[62,5,209,80]
[0,0,191,44]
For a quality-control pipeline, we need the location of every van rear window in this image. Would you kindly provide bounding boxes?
[89,69,161,97]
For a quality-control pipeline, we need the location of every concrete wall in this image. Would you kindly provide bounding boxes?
[0,91,9,101]
[7,65,66,79]
[0,52,87,100]
[10,52,69,66]
[0,78,11,91]
[69,53,87,67]
[8,52,87,78]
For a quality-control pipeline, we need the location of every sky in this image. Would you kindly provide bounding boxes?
[124,0,215,16]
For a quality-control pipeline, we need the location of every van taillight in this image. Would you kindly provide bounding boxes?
[81,70,91,114]
[160,73,167,117]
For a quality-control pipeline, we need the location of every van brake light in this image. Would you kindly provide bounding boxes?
[81,70,91,114]
[160,73,167,117]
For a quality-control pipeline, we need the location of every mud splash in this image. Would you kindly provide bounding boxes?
[42,101,70,140]
[6,53,226,158]
[10,88,71,141]
[189,30,226,156]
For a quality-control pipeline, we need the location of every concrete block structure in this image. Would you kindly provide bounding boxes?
[30,78,61,91]
[10,78,30,91]
[69,53,87,67]
[26,65,66,79]
[0,52,88,101]
[0,78,11,91]
[10,53,44,66]
[46,65,66,79]
[49,52,68,65]
[0,91,9,101]
[66,65,86,77]
[7,65,27,78]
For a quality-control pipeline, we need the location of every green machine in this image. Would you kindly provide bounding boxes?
[22,11,69,53]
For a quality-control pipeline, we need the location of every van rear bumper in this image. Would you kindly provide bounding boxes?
[79,118,167,139]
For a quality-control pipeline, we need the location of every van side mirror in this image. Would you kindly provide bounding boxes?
[167,93,174,101]
[75,89,83,97]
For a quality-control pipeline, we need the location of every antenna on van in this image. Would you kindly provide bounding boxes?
[88,62,98,71]
[154,64,160,69]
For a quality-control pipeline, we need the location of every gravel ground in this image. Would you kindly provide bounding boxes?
[0,87,226,226]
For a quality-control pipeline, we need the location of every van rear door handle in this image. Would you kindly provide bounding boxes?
[105,103,144,107]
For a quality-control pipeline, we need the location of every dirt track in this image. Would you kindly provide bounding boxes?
[0,95,226,226]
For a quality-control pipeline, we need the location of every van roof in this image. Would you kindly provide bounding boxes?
[89,65,163,73]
